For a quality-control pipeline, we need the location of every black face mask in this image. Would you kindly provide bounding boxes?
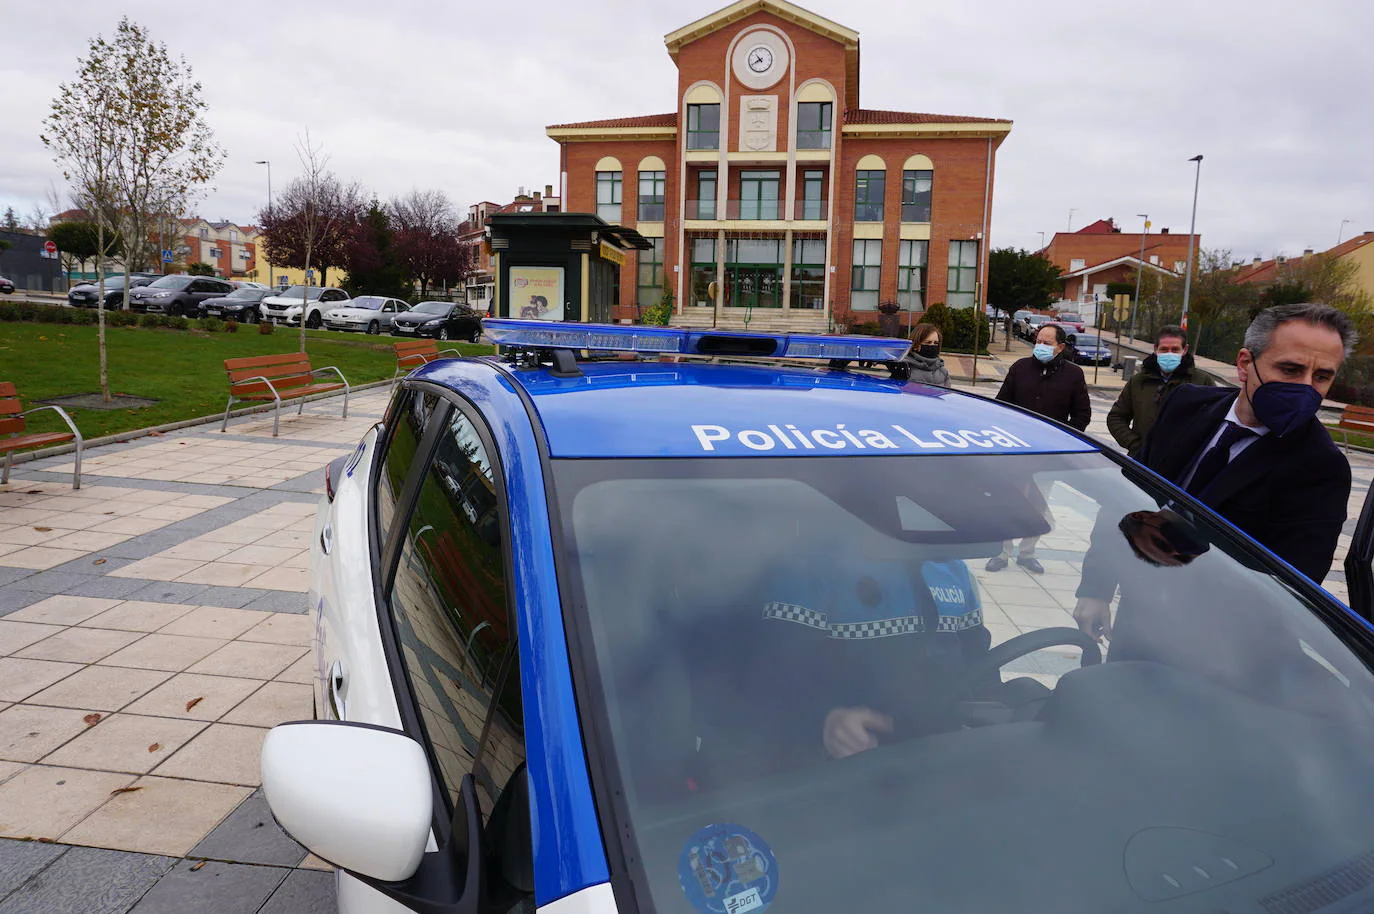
[918,344,940,359]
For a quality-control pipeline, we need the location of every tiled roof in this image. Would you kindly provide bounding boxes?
[844,108,1010,125]
[547,113,677,130]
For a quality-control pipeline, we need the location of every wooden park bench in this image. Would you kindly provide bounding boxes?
[1335,404,1374,453]
[222,353,350,438]
[1,382,83,489]
[393,339,461,379]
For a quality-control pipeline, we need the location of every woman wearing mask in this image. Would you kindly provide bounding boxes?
[899,323,952,387]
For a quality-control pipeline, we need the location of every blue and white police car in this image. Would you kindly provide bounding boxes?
[262,320,1374,914]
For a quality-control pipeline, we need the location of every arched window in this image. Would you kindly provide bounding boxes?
[595,156,622,223]
[901,154,934,223]
[854,154,886,223]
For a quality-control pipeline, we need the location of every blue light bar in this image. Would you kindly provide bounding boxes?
[482,319,911,363]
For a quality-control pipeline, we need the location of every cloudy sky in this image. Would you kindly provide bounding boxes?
[3,0,1369,260]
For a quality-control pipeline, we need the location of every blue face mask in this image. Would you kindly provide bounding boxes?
[1155,352,1183,374]
[1033,343,1056,363]
[1249,365,1323,437]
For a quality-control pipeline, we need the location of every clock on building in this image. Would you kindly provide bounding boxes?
[747,45,773,73]
[732,31,787,89]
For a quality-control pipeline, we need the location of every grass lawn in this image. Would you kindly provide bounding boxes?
[1325,423,1374,452]
[0,323,490,441]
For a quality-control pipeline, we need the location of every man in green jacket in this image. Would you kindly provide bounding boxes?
[1106,324,1217,458]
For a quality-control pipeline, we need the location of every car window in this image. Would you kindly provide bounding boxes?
[324,290,346,302]
[554,452,1374,914]
[387,406,523,821]
[377,389,442,546]
[189,280,212,292]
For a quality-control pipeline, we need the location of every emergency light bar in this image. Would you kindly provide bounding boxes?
[482,319,912,362]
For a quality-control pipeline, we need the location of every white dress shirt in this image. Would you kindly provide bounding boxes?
[1178,400,1269,491]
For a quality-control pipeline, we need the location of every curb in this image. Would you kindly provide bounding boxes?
[3,380,395,469]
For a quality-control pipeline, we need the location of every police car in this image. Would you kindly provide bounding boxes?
[262,320,1374,914]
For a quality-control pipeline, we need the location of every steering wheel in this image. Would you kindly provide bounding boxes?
[943,626,1102,708]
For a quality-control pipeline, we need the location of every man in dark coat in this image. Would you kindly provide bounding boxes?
[1075,302,1354,641]
[987,323,1091,573]
[1106,324,1216,458]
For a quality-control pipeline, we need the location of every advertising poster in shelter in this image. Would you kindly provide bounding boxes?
[511,266,565,321]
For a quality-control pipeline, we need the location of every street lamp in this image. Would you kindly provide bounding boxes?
[1129,213,1149,342]
[1067,209,1076,232]
[1180,155,1203,333]
[1037,231,1046,250]
[1339,219,1353,246]
[254,160,273,288]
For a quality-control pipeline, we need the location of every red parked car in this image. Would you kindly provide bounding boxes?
[1053,311,1086,332]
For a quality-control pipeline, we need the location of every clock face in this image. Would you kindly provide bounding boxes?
[747,45,774,73]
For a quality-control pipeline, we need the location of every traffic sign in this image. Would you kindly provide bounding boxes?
[305,269,315,282]
[1113,293,1131,322]
[43,240,57,254]
[161,249,174,263]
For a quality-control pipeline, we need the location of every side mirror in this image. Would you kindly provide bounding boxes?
[261,721,433,882]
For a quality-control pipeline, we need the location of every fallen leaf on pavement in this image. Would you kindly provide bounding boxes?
[110,786,143,796]
[33,527,51,532]
[93,558,107,566]
[185,697,204,712]
[147,742,161,753]
[190,861,206,871]
[83,713,102,726]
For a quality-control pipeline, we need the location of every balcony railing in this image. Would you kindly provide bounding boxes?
[900,203,932,223]
[596,204,622,224]
[796,130,831,150]
[685,199,717,220]
[795,199,828,220]
[727,199,782,220]
[684,199,827,221]
[853,203,885,223]
[686,131,719,150]
[637,202,665,222]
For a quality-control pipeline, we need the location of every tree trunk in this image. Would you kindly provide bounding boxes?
[96,222,111,404]
[300,244,311,354]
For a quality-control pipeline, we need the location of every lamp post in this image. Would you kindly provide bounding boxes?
[254,160,273,288]
[1180,155,1203,334]
[1339,219,1352,246]
[1129,213,1149,342]
[1037,231,1046,250]
[1067,209,1076,232]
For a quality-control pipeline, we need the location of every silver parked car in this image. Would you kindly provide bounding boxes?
[323,296,410,333]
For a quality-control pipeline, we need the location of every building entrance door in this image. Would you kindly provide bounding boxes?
[726,266,782,308]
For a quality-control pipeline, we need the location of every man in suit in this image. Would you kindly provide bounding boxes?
[1074,302,1354,641]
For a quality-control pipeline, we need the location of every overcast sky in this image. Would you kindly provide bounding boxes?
[3,0,1370,260]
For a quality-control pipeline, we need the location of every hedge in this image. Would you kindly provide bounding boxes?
[0,302,235,333]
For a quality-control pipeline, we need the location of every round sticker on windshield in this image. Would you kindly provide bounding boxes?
[678,823,779,914]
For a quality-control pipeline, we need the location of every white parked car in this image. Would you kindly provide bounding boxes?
[323,296,411,334]
[259,285,350,328]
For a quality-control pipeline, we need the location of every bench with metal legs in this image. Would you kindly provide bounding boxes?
[0,384,83,489]
[222,354,350,437]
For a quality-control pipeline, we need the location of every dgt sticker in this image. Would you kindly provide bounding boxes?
[678,823,778,914]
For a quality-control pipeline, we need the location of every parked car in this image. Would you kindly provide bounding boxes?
[389,300,483,342]
[0,276,14,294]
[1020,313,1054,340]
[232,280,271,291]
[1054,311,1086,333]
[258,285,350,328]
[199,286,273,321]
[323,296,411,334]
[1069,332,1112,365]
[127,274,235,315]
[66,273,159,308]
[261,318,1374,914]
[1011,309,1032,333]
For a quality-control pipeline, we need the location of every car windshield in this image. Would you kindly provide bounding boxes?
[1058,313,1082,321]
[1074,334,1102,346]
[277,285,322,300]
[552,452,1374,914]
[1028,315,1050,324]
[411,301,450,315]
[349,296,384,310]
[147,275,191,289]
[222,288,262,301]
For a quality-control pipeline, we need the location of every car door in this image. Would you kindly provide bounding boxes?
[380,299,399,329]
[341,388,532,912]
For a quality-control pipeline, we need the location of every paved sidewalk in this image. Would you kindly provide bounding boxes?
[0,391,390,913]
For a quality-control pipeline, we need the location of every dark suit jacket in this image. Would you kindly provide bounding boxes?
[1137,384,1350,582]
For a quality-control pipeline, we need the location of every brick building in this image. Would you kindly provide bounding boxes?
[1043,218,1196,319]
[545,0,1011,331]
[458,185,562,308]
[177,219,259,280]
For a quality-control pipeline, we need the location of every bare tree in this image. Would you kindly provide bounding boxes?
[257,133,365,351]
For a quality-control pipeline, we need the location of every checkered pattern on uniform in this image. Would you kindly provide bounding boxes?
[763,602,982,639]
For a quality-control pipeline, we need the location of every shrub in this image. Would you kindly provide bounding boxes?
[139,313,164,329]
[168,316,190,331]
[639,289,674,327]
[224,319,239,333]
[258,320,275,335]
[199,317,225,333]
[922,302,952,337]
[944,306,992,353]
[0,304,19,322]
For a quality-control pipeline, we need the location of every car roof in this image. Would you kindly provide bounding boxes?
[412,358,1096,460]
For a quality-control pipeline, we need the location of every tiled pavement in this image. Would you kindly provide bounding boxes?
[0,392,390,913]
[2,378,1373,911]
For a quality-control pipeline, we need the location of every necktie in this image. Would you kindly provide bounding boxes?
[1186,422,1256,496]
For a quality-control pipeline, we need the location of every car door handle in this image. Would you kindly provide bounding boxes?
[320,524,333,555]
[328,661,347,720]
